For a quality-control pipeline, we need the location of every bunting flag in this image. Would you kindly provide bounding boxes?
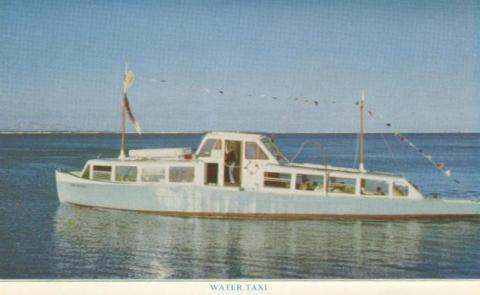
[140,75,471,190]
[140,75,355,108]
[123,94,142,134]
[140,75,468,191]
[366,108,462,185]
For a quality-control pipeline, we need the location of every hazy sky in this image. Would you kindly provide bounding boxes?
[1,0,478,132]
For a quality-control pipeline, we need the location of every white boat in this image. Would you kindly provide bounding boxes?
[55,69,480,219]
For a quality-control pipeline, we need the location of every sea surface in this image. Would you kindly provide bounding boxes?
[0,133,479,279]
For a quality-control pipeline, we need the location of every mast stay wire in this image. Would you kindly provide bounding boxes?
[380,133,406,178]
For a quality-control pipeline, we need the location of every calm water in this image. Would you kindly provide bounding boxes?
[0,133,479,279]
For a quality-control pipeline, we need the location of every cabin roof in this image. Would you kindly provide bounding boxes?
[203,131,267,141]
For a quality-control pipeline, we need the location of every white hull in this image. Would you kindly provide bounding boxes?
[56,171,480,219]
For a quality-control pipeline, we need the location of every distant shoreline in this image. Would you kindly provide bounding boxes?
[0,131,478,135]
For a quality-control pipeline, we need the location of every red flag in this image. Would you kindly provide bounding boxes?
[435,162,444,169]
[123,94,142,134]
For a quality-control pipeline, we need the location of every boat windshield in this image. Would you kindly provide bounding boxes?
[261,137,289,164]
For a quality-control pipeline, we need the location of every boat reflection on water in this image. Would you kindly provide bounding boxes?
[53,204,480,278]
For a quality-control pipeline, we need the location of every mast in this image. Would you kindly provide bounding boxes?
[119,63,128,160]
[359,90,365,172]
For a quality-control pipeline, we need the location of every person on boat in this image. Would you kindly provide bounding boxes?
[375,186,385,195]
[225,145,236,184]
[299,176,312,190]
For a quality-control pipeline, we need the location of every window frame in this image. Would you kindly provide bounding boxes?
[198,138,223,157]
[92,165,112,181]
[81,164,90,179]
[327,176,356,194]
[245,141,269,160]
[360,178,390,196]
[295,173,324,192]
[141,166,166,182]
[169,166,195,183]
[393,181,409,197]
[114,165,138,182]
[264,171,292,189]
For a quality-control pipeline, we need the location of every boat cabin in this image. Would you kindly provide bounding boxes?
[77,131,422,199]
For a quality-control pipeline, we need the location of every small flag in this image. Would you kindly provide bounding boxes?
[123,70,135,93]
[123,94,142,134]
[435,162,444,169]
[426,155,432,161]
[444,170,451,177]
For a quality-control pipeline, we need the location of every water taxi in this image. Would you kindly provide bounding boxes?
[55,69,480,219]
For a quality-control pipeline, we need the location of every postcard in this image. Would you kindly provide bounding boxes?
[0,1,479,294]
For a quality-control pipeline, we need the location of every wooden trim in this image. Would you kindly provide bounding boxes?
[65,202,480,220]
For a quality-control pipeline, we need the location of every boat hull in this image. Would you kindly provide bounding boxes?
[56,171,480,219]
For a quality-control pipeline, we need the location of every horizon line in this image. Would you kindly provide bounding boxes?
[1,130,479,135]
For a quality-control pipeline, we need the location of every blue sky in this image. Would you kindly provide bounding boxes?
[0,0,478,132]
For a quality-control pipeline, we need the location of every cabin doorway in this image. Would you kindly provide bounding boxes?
[224,140,241,187]
[205,163,218,185]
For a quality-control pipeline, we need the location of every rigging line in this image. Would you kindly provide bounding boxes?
[447,176,478,199]
[396,134,477,199]
[290,141,308,163]
[380,133,406,178]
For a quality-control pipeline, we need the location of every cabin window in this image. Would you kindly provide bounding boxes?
[92,165,112,181]
[296,174,324,191]
[141,167,165,182]
[198,139,222,157]
[169,167,195,183]
[393,182,409,197]
[261,137,289,164]
[81,165,90,179]
[264,172,291,189]
[245,142,268,160]
[327,176,356,194]
[360,179,389,196]
[115,166,137,182]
